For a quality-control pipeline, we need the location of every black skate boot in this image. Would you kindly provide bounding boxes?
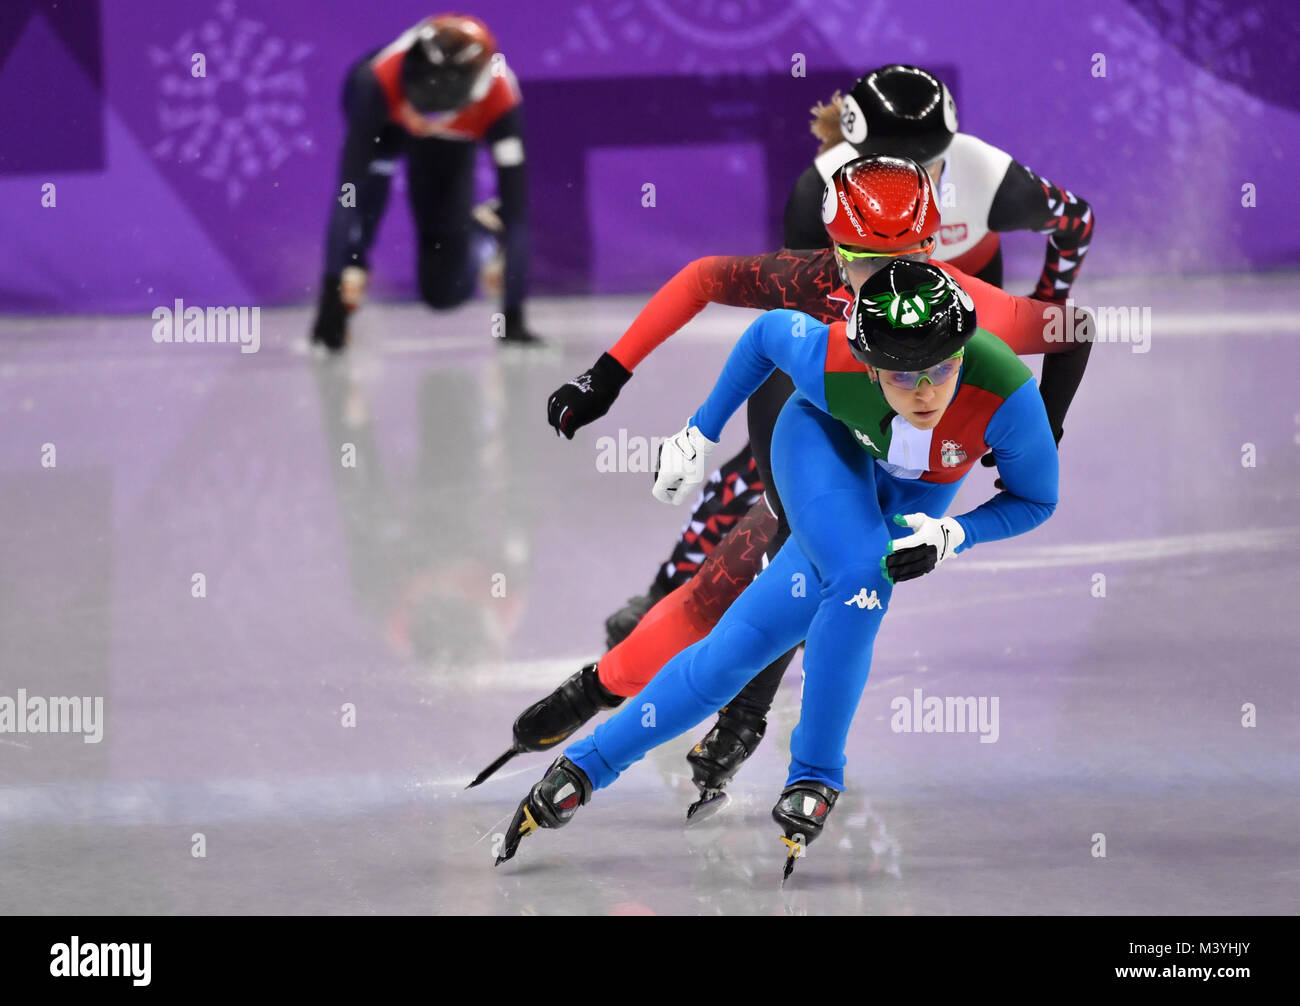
[495,756,593,865]
[467,663,623,788]
[772,781,840,883]
[603,580,668,650]
[497,306,548,349]
[684,705,767,821]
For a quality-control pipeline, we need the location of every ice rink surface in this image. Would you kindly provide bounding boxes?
[1,273,1298,915]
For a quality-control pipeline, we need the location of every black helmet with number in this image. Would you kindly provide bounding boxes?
[840,65,958,165]
[401,15,497,114]
[848,260,976,371]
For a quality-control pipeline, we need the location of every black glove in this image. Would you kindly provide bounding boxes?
[546,352,632,439]
[311,274,347,352]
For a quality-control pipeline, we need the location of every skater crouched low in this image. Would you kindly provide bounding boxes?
[498,260,1059,878]
[312,14,540,351]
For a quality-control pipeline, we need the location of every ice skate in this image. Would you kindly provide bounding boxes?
[772,781,840,883]
[495,756,592,865]
[684,705,767,821]
[467,663,622,788]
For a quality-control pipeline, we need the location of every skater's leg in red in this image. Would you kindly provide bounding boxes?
[598,499,776,696]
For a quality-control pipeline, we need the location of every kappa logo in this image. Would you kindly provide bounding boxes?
[940,223,968,245]
[844,588,882,610]
[852,428,878,450]
[940,440,967,467]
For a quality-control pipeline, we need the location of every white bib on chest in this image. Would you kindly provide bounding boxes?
[875,415,933,480]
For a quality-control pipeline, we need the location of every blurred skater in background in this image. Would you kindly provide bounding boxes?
[312,14,540,351]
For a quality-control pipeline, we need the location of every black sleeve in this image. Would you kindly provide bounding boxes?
[987,160,1094,303]
[485,105,529,311]
[782,164,833,251]
[1040,332,1092,444]
[323,62,406,275]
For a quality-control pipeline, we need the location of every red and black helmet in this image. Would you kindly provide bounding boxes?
[821,155,940,252]
[401,14,497,114]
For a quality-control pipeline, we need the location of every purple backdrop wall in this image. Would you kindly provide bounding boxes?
[1,0,1298,314]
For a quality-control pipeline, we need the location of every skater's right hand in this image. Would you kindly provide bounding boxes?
[882,513,965,583]
[652,423,717,505]
[546,352,632,439]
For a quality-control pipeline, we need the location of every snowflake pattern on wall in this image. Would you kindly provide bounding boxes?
[542,0,918,75]
[148,0,314,204]
[1088,9,1267,163]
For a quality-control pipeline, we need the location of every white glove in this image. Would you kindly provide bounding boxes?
[652,424,718,505]
[883,513,966,583]
[340,266,369,309]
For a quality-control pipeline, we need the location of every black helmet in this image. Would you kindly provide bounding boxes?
[401,15,496,115]
[840,65,957,165]
[848,260,976,371]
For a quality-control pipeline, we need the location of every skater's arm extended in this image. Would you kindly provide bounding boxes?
[325,67,402,277]
[608,250,826,372]
[549,252,832,437]
[689,309,829,441]
[987,159,1094,304]
[935,261,1051,356]
[485,104,529,312]
[937,262,1095,442]
[314,64,404,346]
[949,380,1059,550]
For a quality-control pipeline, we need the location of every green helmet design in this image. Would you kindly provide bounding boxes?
[848,260,976,371]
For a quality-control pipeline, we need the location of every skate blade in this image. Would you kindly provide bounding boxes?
[779,836,804,886]
[494,804,539,866]
[467,744,524,789]
[685,789,730,823]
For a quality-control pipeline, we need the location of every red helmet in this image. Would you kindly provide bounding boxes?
[402,15,497,114]
[821,155,939,252]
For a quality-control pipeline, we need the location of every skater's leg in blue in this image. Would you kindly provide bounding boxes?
[767,394,962,789]
[565,540,818,790]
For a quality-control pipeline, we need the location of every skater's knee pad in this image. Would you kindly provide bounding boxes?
[682,621,781,706]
